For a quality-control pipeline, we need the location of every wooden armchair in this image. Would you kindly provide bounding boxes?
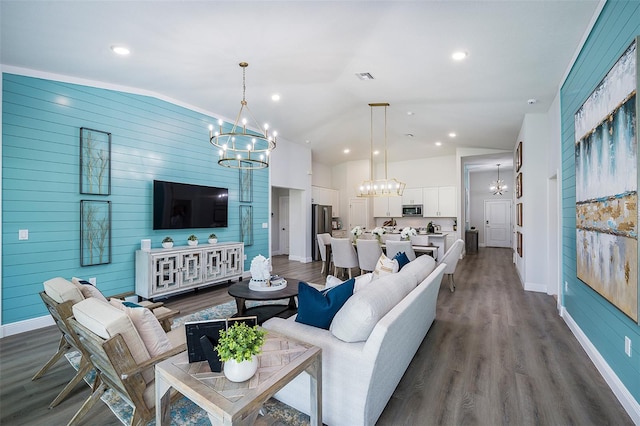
[32,290,96,409]
[33,277,180,408]
[67,297,186,426]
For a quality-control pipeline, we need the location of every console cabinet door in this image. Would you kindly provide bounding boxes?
[226,245,244,276]
[203,246,226,282]
[151,253,181,295]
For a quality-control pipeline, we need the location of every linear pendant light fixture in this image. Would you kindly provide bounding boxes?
[358,103,406,197]
[209,62,277,169]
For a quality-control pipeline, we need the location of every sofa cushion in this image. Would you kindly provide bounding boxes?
[393,252,410,270]
[296,279,355,329]
[44,277,84,304]
[372,254,398,280]
[400,255,437,284]
[71,277,108,302]
[330,273,413,343]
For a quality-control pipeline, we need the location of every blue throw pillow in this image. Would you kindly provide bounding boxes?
[122,301,143,308]
[295,279,355,329]
[393,251,410,270]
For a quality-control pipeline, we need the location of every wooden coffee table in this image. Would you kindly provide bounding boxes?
[227,278,299,324]
[155,330,322,426]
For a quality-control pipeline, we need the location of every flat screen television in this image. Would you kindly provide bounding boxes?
[153,180,228,230]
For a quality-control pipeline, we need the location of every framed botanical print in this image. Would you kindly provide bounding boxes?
[80,200,111,266]
[80,127,111,195]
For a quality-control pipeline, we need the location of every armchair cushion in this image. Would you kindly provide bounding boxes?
[44,277,84,304]
[71,277,108,302]
[72,297,153,382]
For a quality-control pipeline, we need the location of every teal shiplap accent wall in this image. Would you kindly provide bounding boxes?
[2,73,269,324]
[560,1,640,403]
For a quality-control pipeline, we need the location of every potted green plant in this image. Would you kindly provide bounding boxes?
[162,236,174,249]
[215,322,266,382]
[187,234,198,246]
[208,233,218,244]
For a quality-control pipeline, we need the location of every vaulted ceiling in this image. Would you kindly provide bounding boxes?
[1,1,600,167]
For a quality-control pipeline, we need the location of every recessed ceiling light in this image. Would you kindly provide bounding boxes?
[452,51,468,61]
[343,149,350,154]
[405,133,414,138]
[435,141,442,146]
[305,140,310,144]
[355,72,374,80]
[527,98,537,105]
[271,94,281,101]
[407,111,415,116]
[373,150,380,155]
[110,45,130,56]
[448,132,457,138]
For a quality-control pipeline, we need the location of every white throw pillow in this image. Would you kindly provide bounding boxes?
[372,254,398,280]
[326,273,372,292]
[123,305,173,357]
[44,277,84,304]
[71,277,108,302]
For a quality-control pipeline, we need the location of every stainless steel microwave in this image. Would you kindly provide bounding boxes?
[402,205,423,217]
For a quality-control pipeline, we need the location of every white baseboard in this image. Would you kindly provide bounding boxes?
[561,307,640,425]
[288,255,313,263]
[524,281,547,293]
[1,315,53,338]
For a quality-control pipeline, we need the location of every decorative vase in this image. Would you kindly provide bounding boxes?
[162,242,173,249]
[188,240,198,246]
[208,238,218,244]
[223,355,258,382]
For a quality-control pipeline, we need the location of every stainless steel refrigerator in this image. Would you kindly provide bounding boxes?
[312,204,332,260]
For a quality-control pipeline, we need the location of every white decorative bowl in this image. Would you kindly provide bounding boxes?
[162,242,173,248]
[208,238,218,244]
[187,240,198,246]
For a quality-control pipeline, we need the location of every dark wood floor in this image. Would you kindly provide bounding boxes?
[0,248,632,425]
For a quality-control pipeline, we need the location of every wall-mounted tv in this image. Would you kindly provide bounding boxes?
[153,180,228,230]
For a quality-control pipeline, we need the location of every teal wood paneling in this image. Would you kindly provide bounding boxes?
[2,73,269,324]
[560,1,640,403]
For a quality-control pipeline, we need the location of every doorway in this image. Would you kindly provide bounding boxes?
[484,200,511,247]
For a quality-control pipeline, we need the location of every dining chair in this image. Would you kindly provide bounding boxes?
[438,239,465,292]
[382,233,401,244]
[356,239,383,274]
[385,240,416,261]
[317,233,333,274]
[331,237,359,279]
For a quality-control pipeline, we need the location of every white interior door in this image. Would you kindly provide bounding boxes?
[279,196,290,255]
[349,198,369,230]
[484,200,511,247]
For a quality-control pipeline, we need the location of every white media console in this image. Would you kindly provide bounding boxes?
[135,242,244,299]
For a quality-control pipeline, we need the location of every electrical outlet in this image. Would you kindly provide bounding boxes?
[564,281,568,292]
[244,254,247,260]
[262,223,268,228]
[89,277,97,285]
[625,336,632,357]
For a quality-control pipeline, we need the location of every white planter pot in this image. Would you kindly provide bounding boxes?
[223,356,258,382]
[162,242,173,248]
[208,238,218,244]
[187,240,198,246]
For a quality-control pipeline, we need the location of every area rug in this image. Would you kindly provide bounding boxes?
[65,299,310,426]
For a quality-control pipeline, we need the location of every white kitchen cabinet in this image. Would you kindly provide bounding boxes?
[135,242,244,299]
[373,196,402,218]
[402,188,423,205]
[423,186,456,217]
[312,185,340,217]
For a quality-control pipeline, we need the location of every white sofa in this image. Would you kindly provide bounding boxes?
[262,255,446,426]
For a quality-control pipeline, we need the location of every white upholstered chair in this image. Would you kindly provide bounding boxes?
[317,233,333,274]
[381,233,401,244]
[356,239,383,274]
[438,239,464,292]
[331,237,359,279]
[385,240,416,261]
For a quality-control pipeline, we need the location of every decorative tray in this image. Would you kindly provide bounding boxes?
[248,277,287,292]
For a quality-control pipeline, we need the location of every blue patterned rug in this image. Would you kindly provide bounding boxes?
[66,299,309,425]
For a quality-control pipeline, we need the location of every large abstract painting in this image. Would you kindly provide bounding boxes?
[574,38,638,322]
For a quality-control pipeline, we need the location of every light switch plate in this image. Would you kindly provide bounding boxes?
[19,229,29,240]
[262,223,268,228]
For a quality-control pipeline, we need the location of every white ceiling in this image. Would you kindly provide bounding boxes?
[0,1,599,168]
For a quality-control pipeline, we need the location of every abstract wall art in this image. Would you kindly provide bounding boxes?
[574,38,638,322]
